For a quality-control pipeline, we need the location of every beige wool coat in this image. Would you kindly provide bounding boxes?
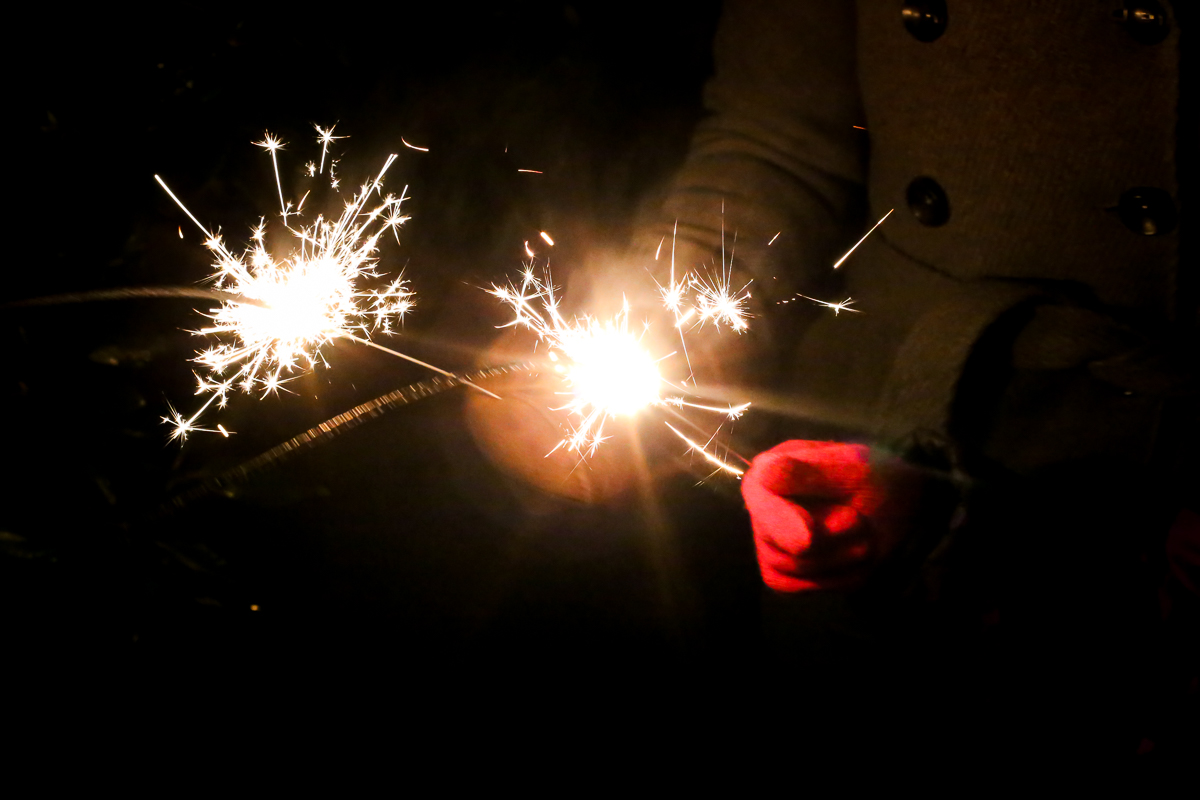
[638,0,1192,478]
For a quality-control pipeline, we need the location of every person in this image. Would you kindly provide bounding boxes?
[467,0,1196,758]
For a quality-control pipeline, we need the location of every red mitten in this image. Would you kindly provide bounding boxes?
[742,440,899,592]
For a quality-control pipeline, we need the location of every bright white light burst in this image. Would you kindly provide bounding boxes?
[156,129,420,441]
[490,266,747,475]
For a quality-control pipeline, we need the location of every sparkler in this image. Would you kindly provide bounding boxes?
[489,265,749,477]
[157,127,496,442]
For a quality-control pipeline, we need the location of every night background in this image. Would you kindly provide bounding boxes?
[9,4,1195,767]
[8,2,791,676]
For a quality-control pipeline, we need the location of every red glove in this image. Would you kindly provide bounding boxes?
[742,440,911,592]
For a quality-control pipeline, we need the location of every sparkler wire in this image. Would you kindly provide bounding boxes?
[156,362,532,517]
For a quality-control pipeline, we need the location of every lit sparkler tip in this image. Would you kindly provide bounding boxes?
[693,270,753,333]
[787,293,861,315]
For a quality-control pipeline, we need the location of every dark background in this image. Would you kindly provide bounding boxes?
[10,7,1194,767]
[6,1,783,675]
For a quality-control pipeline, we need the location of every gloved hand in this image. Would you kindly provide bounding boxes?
[741,440,924,591]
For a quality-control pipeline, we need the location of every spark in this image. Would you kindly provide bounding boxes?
[401,138,429,152]
[648,219,755,388]
[693,269,752,332]
[663,423,743,477]
[651,220,695,380]
[852,125,867,130]
[664,397,751,418]
[539,231,555,246]
[784,293,861,315]
[684,205,752,334]
[768,231,781,246]
[489,265,747,476]
[254,132,288,222]
[517,169,543,174]
[313,123,345,175]
[832,208,893,269]
[156,129,493,441]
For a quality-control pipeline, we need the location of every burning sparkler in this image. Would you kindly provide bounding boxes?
[481,197,893,478]
[157,127,496,442]
[779,293,860,315]
[489,265,748,477]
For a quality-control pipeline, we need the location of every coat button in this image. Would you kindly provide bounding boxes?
[902,0,948,43]
[1117,187,1177,235]
[907,177,950,226]
[1113,1,1170,45]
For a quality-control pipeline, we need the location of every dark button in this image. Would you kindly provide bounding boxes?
[907,177,950,226]
[1113,1,1170,46]
[1117,187,1177,235]
[902,0,948,43]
